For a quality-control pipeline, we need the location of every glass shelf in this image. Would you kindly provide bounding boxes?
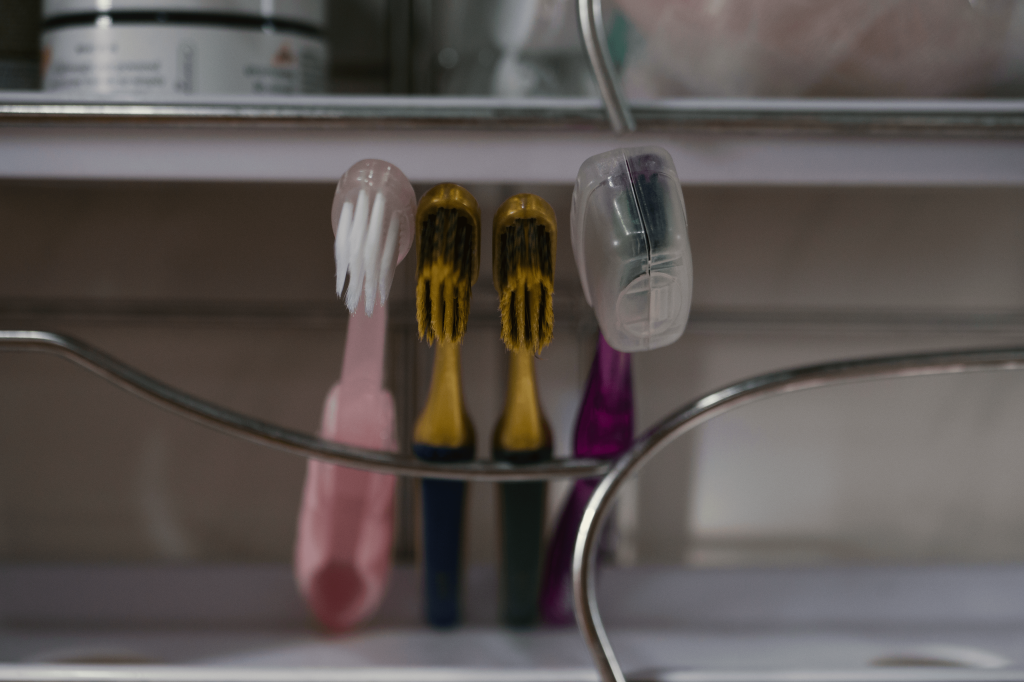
[2,93,1023,185]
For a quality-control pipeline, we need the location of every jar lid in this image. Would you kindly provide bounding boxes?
[43,0,326,29]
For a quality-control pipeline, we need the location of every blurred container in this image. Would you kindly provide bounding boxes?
[1,0,41,90]
[489,0,596,97]
[618,0,1024,98]
[41,0,327,95]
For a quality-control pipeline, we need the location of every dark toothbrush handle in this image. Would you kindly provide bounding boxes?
[414,443,475,627]
[496,446,551,627]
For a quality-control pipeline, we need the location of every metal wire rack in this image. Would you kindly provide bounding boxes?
[4,330,1024,682]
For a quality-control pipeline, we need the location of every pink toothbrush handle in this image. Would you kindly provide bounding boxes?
[295,304,397,631]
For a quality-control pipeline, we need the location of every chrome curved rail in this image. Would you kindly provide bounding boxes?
[572,345,1024,682]
[578,0,635,134]
[8,330,1024,679]
[0,330,607,482]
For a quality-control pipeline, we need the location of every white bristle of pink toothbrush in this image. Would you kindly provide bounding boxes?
[335,191,399,315]
[330,160,416,316]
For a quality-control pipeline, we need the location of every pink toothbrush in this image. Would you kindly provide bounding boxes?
[294,159,416,631]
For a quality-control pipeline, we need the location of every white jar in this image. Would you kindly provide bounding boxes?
[42,0,328,95]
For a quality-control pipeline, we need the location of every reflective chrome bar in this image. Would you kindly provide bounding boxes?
[2,92,1022,134]
[0,330,607,482]
[578,0,635,134]
[571,345,1024,682]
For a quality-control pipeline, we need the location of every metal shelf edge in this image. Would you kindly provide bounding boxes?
[1,94,1023,135]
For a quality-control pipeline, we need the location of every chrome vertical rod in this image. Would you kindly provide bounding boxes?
[578,0,635,134]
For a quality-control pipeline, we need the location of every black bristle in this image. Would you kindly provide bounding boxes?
[633,171,667,249]
[464,216,475,279]
[539,227,552,278]
[496,214,554,353]
[423,277,432,329]
[538,284,548,340]
[456,215,468,279]
[442,209,453,271]
[523,287,532,344]
[438,291,446,337]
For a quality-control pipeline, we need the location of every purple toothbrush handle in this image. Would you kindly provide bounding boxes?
[540,334,632,625]
[540,478,601,624]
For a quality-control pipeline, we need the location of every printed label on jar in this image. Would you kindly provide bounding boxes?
[42,24,327,94]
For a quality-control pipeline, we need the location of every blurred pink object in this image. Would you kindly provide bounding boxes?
[618,0,1024,98]
[294,297,398,631]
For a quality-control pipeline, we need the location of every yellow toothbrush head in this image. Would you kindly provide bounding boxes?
[415,184,481,345]
[492,194,556,354]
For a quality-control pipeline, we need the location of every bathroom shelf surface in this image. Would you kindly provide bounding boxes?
[4,564,1024,682]
[1,93,1023,185]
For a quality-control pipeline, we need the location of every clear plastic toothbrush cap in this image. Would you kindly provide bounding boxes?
[570,146,693,353]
